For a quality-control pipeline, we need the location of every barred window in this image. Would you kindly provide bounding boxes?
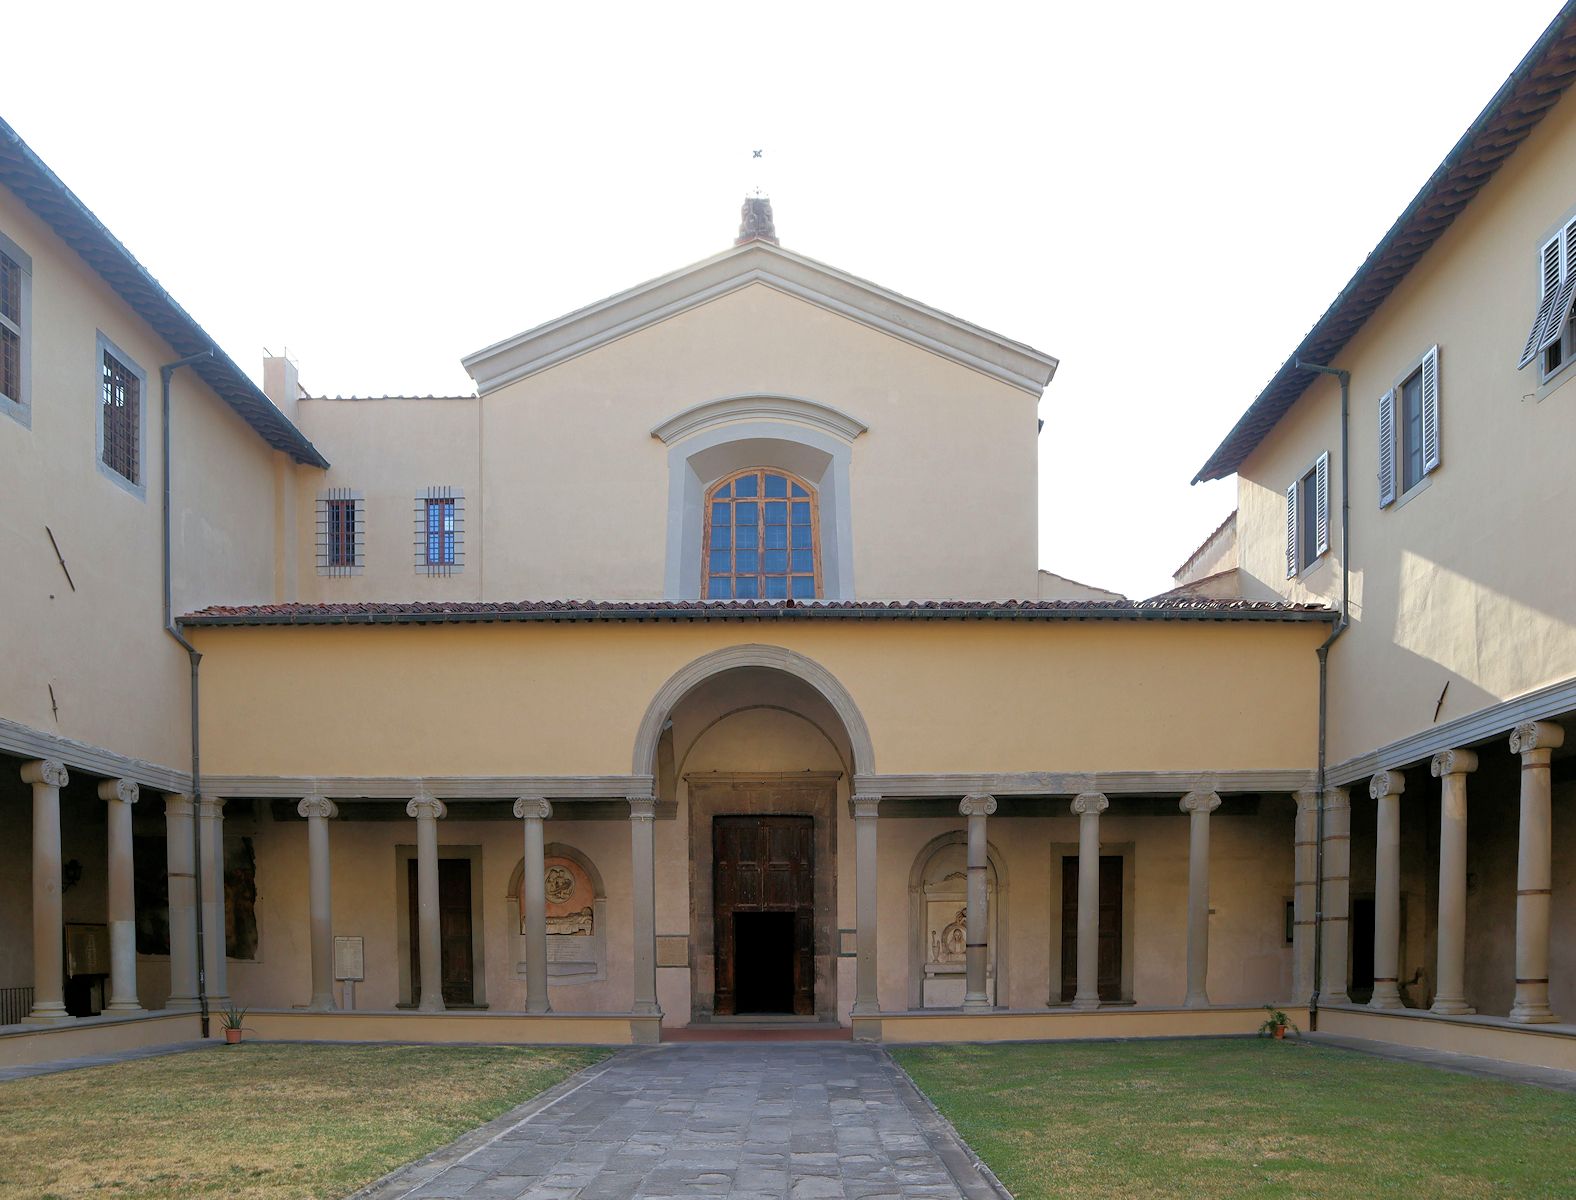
[0,248,20,406]
[99,341,143,487]
[414,487,463,575]
[703,468,820,599]
[315,489,364,576]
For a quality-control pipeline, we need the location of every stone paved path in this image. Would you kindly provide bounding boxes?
[367,1043,1004,1200]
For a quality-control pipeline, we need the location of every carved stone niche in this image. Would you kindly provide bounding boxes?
[507,845,607,985]
[915,840,998,1008]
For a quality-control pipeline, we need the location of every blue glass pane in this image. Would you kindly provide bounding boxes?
[765,524,788,549]
[791,482,808,498]
[791,575,815,598]
[710,550,731,573]
[711,501,731,525]
[764,548,788,573]
[735,525,758,550]
[764,473,788,498]
[734,502,757,525]
[791,523,811,548]
[713,482,731,499]
[764,500,787,524]
[734,473,758,497]
[711,525,731,550]
[735,550,758,574]
[735,576,759,599]
[792,549,814,572]
[708,576,731,599]
[764,575,788,598]
[791,501,810,525]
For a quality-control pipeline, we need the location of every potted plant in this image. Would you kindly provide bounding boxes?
[220,1004,249,1045]
[1257,1005,1299,1040]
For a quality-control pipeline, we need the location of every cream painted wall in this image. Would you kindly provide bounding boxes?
[0,186,283,769]
[191,621,1324,778]
[1236,90,1576,764]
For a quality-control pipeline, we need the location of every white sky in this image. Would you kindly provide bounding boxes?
[2,1,1562,598]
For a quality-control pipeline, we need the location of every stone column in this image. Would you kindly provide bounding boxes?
[1320,787,1352,1004]
[958,793,997,1009]
[627,796,660,1017]
[1180,790,1221,1008]
[514,796,553,1014]
[99,778,142,1013]
[1292,789,1319,1004]
[407,793,447,1012]
[852,793,881,1015]
[21,760,71,1022]
[1071,792,1108,1011]
[198,796,229,1006]
[298,795,339,1012]
[1368,771,1405,1010]
[1509,722,1564,1023]
[1430,749,1478,1015]
[163,794,200,1011]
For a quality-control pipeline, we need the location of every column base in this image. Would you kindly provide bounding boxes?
[851,1000,880,1016]
[631,1001,663,1017]
[24,1003,74,1024]
[417,998,447,1014]
[103,1001,145,1015]
[307,997,338,1013]
[1430,998,1475,1016]
[165,995,201,1011]
[962,998,993,1011]
[1367,990,1405,1011]
[1071,994,1101,1012]
[1183,992,1210,1009]
[1508,1004,1560,1024]
[1322,990,1352,1005]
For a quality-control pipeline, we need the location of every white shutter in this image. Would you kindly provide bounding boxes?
[1285,479,1299,578]
[1377,389,1396,508]
[1420,345,1440,474]
[1314,451,1330,556]
[1519,236,1563,369]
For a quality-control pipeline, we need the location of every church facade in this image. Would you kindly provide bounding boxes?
[3,5,1575,1070]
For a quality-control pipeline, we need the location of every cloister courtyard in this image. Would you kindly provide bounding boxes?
[0,1037,1571,1199]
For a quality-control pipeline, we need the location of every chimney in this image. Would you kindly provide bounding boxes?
[735,196,778,245]
[262,353,302,420]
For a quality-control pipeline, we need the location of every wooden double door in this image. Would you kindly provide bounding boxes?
[713,815,815,1015]
[1059,854,1124,1003]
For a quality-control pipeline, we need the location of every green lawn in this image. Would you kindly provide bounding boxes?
[0,1042,607,1200]
[893,1039,1576,1199]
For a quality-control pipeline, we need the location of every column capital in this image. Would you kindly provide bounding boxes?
[1071,792,1108,816]
[1180,790,1221,815]
[98,778,139,805]
[163,792,194,817]
[297,795,339,820]
[627,796,656,821]
[513,795,553,820]
[1430,748,1479,777]
[1510,721,1565,755]
[198,795,227,818]
[21,759,68,788]
[1323,786,1351,810]
[1293,788,1320,812]
[406,794,447,820]
[1369,770,1405,800]
[852,792,881,819]
[959,793,997,817]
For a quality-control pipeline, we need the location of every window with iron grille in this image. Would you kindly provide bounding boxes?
[414,486,463,575]
[315,488,364,576]
[95,333,146,495]
[0,231,31,424]
[702,468,820,599]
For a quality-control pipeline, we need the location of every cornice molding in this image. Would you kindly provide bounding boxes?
[853,769,1314,798]
[651,394,867,446]
[0,715,187,794]
[461,241,1058,397]
[202,774,653,800]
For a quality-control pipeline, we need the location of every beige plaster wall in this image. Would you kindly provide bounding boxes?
[0,186,283,769]
[191,620,1324,778]
[1235,91,1576,764]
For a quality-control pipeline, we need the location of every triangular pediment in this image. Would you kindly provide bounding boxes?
[461,240,1058,396]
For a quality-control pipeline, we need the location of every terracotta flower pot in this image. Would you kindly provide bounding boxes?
[225,1028,242,1044]
[1272,1024,1286,1040]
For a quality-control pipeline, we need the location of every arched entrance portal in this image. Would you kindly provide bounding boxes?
[634,646,871,1024]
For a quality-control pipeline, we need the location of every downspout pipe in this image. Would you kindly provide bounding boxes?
[1294,359,1351,1032]
[161,349,214,1038]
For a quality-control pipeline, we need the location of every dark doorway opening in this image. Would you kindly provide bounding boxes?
[408,857,475,1007]
[732,911,797,1013]
[1350,895,1376,1004]
[1060,854,1124,1003]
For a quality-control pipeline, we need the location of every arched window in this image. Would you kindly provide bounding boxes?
[703,468,820,599]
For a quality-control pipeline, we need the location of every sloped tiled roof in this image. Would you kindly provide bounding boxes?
[182,598,1335,626]
[1194,3,1576,483]
[0,117,328,467]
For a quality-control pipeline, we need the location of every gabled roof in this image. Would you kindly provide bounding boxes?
[0,117,328,468]
[1194,3,1576,483]
[462,239,1059,397]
